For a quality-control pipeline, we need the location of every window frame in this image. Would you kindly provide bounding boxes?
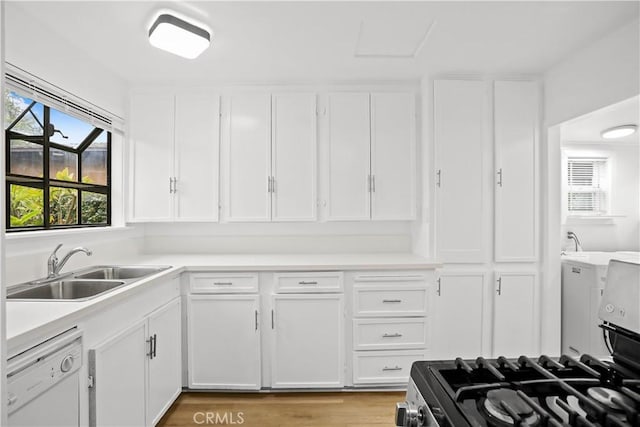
[5,92,112,232]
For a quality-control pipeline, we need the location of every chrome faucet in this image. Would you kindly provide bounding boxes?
[567,231,583,252]
[47,243,93,277]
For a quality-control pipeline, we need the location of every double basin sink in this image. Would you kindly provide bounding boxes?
[7,266,171,301]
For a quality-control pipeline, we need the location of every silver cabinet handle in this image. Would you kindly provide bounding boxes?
[436,278,441,296]
[382,333,402,338]
[496,277,502,296]
[436,169,441,187]
[173,177,177,193]
[367,175,372,193]
[169,177,173,194]
[153,334,157,358]
[497,168,503,187]
[213,282,233,286]
[371,175,376,192]
[382,366,402,371]
[382,299,402,303]
[571,267,581,274]
[569,346,580,354]
[271,176,276,193]
[146,336,153,359]
[267,176,272,193]
[255,310,258,331]
[271,309,275,329]
[298,281,318,285]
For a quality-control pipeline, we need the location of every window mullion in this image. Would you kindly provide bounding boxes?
[43,106,51,229]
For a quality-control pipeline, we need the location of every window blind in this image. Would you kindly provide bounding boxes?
[567,157,608,214]
[4,63,124,132]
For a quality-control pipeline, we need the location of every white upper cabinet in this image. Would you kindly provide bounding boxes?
[327,93,371,220]
[327,92,416,221]
[494,81,538,262]
[224,93,272,222]
[223,93,317,222]
[370,93,416,220]
[174,92,221,221]
[493,272,538,357]
[130,91,220,222]
[130,93,175,221]
[434,80,487,263]
[271,93,317,221]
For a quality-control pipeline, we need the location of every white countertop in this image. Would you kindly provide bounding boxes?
[6,253,439,354]
[561,251,640,267]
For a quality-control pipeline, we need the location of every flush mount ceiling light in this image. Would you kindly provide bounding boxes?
[149,13,210,59]
[601,124,637,139]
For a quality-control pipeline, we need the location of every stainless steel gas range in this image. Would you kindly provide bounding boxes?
[396,259,640,427]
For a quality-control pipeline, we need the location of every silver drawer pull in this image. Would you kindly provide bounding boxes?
[382,333,403,338]
[382,299,402,303]
[571,267,581,274]
[214,282,234,286]
[298,281,318,285]
[382,366,402,371]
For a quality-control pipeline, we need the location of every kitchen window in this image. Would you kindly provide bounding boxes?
[566,156,609,216]
[4,90,111,231]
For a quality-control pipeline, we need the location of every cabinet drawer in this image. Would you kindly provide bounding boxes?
[353,350,424,385]
[274,272,343,293]
[190,273,259,293]
[354,286,427,317]
[353,318,428,350]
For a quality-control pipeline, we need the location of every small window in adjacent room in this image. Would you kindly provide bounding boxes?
[4,90,111,231]
[566,157,610,216]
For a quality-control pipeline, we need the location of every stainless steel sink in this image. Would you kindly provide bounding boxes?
[73,266,171,280]
[7,280,126,300]
[7,265,172,301]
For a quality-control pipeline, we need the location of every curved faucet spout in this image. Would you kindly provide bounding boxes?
[47,244,93,277]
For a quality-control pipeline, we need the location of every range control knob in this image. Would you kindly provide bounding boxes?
[395,401,421,427]
[60,355,74,373]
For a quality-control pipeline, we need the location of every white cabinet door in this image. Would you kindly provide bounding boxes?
[272,294,344,388]
[224,93,272,221]
[174,92,220,221]
[130,93,174,221]
[370,92,416,220]
[147,298,182,426]
[188,295,261,390]
[431,273,485,359]
[326,93,371,220]
[434,80,487,263]
[494,81,538,262]
[493,272,537,357]
[271,93,317,221]
[89,321,147,427]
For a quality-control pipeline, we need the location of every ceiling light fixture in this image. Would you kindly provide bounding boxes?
[149,13,210,59]
[601,124,637,139]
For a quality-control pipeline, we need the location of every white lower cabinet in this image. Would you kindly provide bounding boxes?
[351,273,429,386]
[187,295,261,389]
[493,272,538,357]
[89,297,181,427]
[431,273,486,359]
[271,294,344,388]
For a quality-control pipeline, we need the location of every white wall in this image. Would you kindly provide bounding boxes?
[141,222,412,255]
[544,18,640,127]
[4,1,127,117]
[560,142,640,252]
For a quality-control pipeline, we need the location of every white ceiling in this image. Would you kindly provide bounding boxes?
[6,1,640,85]
[562,96,640,144]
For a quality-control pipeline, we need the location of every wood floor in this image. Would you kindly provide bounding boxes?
[158,391,405,427]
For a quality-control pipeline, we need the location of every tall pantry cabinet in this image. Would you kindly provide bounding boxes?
[432,79,540,358]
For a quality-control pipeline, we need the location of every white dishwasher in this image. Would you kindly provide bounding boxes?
[7,329,82,427]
